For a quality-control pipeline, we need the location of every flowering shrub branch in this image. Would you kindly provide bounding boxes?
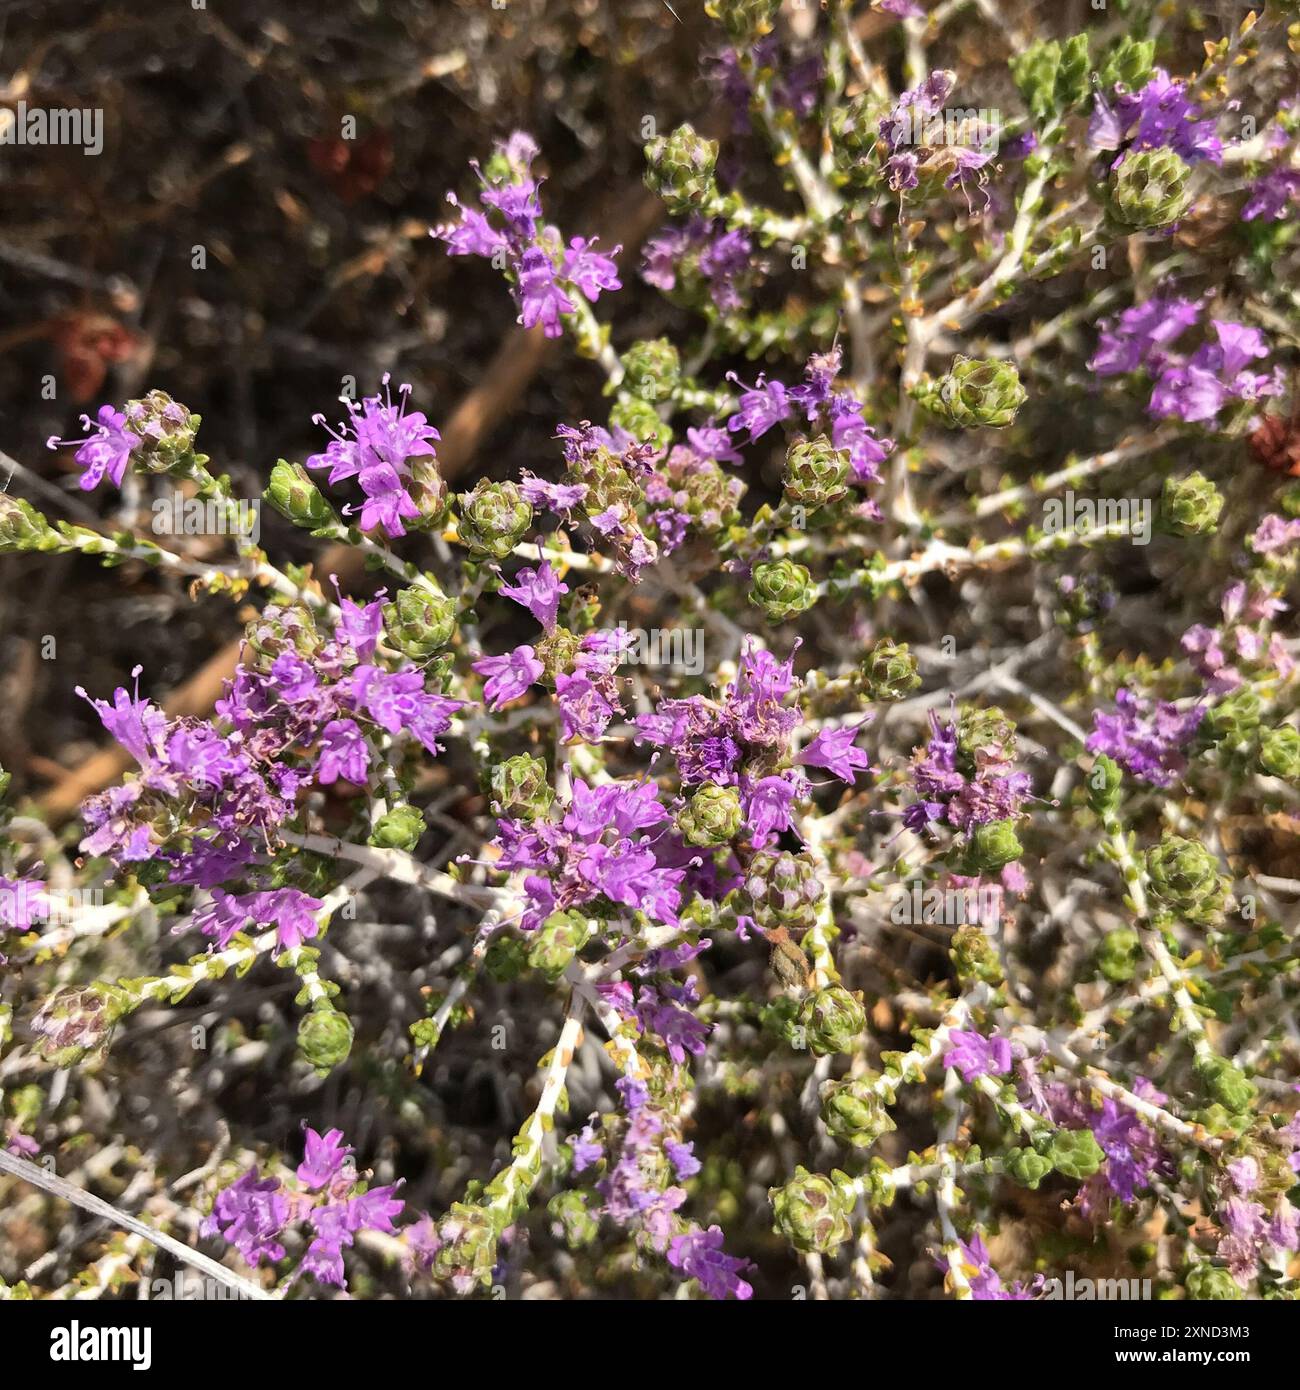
[4,0,1300,1304]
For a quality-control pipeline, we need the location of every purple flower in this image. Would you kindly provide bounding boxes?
[47,405,141,491]
[667,1226,754,1300]
[1090,71,1223,166]
[1251,513,1300,555]
[187,887,324,951]
[498,561,568,632]
[1086,688,1203,787]
[316,718,370,786]
[555,671,617,742]
[685,424,742,466]
[1089,296,1202,376]
[725,373,795,442]
[799,723,872,784]
[1243,167,1300,222]
[742,773,802,845]
[474,645,542,709]
[307,378,439,487]
[517,246,575,338]
[201,1169,290,1266]
[561,236,621,299]
[297,1127,354,1191]
[943,1029,1013,1082]
[947,1233,1040,1299]
[519,474,589,512]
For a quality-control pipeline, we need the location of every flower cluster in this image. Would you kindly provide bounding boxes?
[7,0,1300,1311]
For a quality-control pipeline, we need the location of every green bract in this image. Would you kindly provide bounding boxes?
[930,356,1027,429]
[1145,834,1228,927]
[769,1166,854,1253]
[677,783,744,847]
[1160,473,1224,537]
[297,1005,354,1073]
[458,480,533,559]
[749,558,816,621]
[644,123,719,216]
[861,638,921,701]
[1105,148,1192,230]
[798,986,866,1057]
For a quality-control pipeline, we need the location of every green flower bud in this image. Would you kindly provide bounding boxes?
[620,338,681,404]
[1096,36,1156,91]
[1106,148,1192,230]
[0,494,57,552]
[1201,689,1262,749]
[799,985,866,1057]
[769,1166,854,1254]
[1005,1147,1055,1189]
[961,819,1023,874]
[1097,927,1142,984]
[383,584,457,663]
[485,932,529,983]
[740,849,823,932]
[1145,834,1228,927]
[434,1203,500,1292]
[1183,1264,1243,1301]
[123,390,201,471]
[1160,472,1223,537]
[950,923,1004,987]
[1087,754,1124,817]
[644,124,719,217]
[527,910,595,982]
[297,1005,354,1073]
[406,457,448,528]
[782,436,851,508]
[956,705,1017,774]
[1259,725,1300,780]
[930,357,1027,430]
[608,395,672,451]
[547,1190,600,1249]
[675,456,744,531]
[861,638,921,702]
[749,559,817,622]
[1046,1127,1105,1179]
[677,783,744,847]
[458,480,533,560]
[1194,1056,1258,1116]
[265,461,339,531]
[534,626,582,686]
[247,602,320,667]
[489,754,554,821]
[0,762,9,802]
[368,804,426,853]
[820,1078,897,1149]
[31,985,125,1067]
